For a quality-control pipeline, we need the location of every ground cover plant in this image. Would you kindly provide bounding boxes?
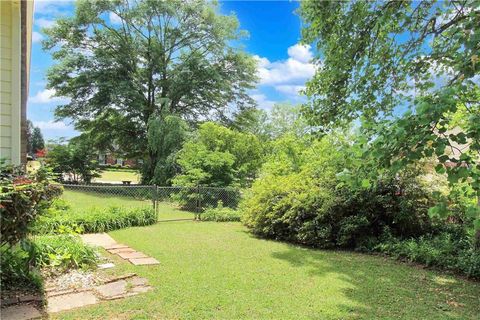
[51,220,480,320]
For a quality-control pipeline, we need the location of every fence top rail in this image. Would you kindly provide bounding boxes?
[59,184,240,191]
[60,184,153,188]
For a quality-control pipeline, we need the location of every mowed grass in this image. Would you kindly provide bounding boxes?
[62,189,193,220]
[94,168,141,183]
[53,221,480,319]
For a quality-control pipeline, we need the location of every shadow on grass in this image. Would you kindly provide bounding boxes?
[270,243,480,319]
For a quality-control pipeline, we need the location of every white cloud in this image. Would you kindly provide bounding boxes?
[32,31,44,43]
[274,85,305,96]
[34,0,73,17]
[34,120,71,131]
[287,44,313,63]
[29,89,68,104]
[109,12,122,24]
[251,43,317,102]
[35,18,56,28]
[254,44,317,87]
[251,93,276,110]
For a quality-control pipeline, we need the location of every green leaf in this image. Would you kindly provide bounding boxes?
[435,164,446,174]
[438,155,449,163]
[361,179,371,189]
[435,143,446,156]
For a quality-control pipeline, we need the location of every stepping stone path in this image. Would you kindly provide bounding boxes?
[1,274,153,319]
[1,305,42,320]
[1,233,158,319]
[81,233,160,265]
[1,292,44,320]
[46,274,153,314]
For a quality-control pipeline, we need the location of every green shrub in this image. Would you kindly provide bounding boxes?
[26,234,97,273]
[240,135,480,277]
[201,205,241,222]
[241,173,337,247]
[0,164,61,247]
[241,168,431,248]
[0,245,42,289]
[33,206,157,234]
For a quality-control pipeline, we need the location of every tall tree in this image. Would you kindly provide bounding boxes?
[173,122,263,187]
[146,112,189,185]
[231,103,310,140]
[26,120,34,155]
[43,0,257,182]
[30,127,45,154]
[268,103,310,139]
[46,137,99,183]
[26,120,45,154]
[230,107,270,141]
[300,0,480,238]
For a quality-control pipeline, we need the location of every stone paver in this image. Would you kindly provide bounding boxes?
[47,291,98,313]
[108,248,136,254]
[132,286,151,293]
[1,297,19,306]
[80,233,116,247]
[130,277,148,286]
[103,244,128,250]
[129,257,160,265]
[1,305,42,320]
[98,262,115,269]
[19,295,42,303]
[81,233,159,265]
[94,280,127,299]
[117,251,148,259]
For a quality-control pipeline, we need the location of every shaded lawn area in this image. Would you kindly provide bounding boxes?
[53,221,480,319]
[94,168,141,183]
[62,190,194,220]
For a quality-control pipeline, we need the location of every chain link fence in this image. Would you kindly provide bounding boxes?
[58,183,241,215]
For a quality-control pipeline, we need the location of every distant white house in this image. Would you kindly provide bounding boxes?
[0,0,34,165]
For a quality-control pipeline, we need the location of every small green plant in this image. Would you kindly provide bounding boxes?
[26,234,97,273]
[200,202,241,222]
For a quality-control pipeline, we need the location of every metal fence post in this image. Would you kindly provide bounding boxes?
[196,184,201,220]
[152,184,157,212]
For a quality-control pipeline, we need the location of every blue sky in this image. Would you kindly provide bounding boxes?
[28,0,315,140]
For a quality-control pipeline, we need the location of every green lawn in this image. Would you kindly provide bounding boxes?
[94,168,141,183]
[62,189,193,220]
[53,221,480,319]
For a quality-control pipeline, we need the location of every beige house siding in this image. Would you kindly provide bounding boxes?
[0,0,32,165]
